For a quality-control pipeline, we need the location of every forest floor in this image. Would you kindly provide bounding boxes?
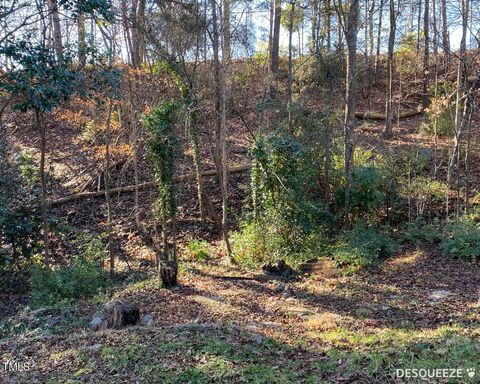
[1,248,479,383]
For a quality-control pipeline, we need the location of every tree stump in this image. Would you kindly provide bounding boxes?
[112,302,140,329]
[159,260,178,288]
[262,260,294,278]
[89,301,140,331]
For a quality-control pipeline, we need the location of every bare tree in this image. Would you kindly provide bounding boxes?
[383,0,397,138]
[78,5,86,66]
[36,110,50,266]
[446,0,469,217]
[270,0,281,86]
[422,0,429,111]
[311,0,318,51]
[343,0,359,227]
[374,0,384,83]
[440,0,449,63]
[222,0,231,61]
[47,0,64,64]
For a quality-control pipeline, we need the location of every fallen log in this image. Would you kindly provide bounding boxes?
[52,164,251,206]
[355,109,423,120]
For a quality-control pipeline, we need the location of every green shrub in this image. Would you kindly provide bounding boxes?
[397,146,432,177]
[186,240,210,261]
[402,219,442,245]
[231,221,277,269]
[30,236,109,306]
[334,165,387,222]
[401,177,447,218]
[236,130,333,269]
[419,96,455,137]
[441,217,480,261]
[231,220,330,270]
[333,223,398,274]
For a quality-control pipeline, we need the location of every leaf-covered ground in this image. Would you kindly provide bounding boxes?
[1,250,480,383]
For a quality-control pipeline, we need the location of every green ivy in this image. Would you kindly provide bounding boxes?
[144,101,179,260]
[234,130,331,266]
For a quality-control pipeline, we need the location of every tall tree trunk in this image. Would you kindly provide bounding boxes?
[211,0,232,257]
[432,0,438,56]
[384,0,396,138]
[129,0,145,67]
[121,0,134,66]
[440,0,449,60]
[37,110,50,266]
[364,0,368,63]
[48,0,64,64]
[77,8,86,66]
[220,76,232,258]
[416,0,422,54]
[337,10,343,52]
[212,0,221,120]
[137,0,146,64]
[104,101,114,275]
[133,111,140,228]
[454,0,468,156]
[270,0,281,75]
[311,0,318,52]
[464,106,472,214]
[268,0,274,56]
[447,0,468,217]
[188,99,206,222]
[221,0,233,258]
[422,0,430,111]
[222,0,231,61]
[374,0,384,83]
[343,0,359,228]
[325,0,331,50]
[368,0,375,57]
[288,0,295,129]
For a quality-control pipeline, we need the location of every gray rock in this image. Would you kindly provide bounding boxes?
[141,314,154,327]
[429,289,453,302]
[281,285,293,298]
[81,343,103,353]
[253,335,264,345]
[89,316,104,331]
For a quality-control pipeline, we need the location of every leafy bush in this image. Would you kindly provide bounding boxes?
[419,96,455,137]
[401,177,447,218]
[335,166,386,220]
[186,240,210,261]
[402,219,442,245]
[233,130,333,269]
[333,223,398,274]
[420,81,456,137]
[441,217,480,261]
[397,146,432,177]
[30,235,109,306]
[231,220,329,270]
[231,221,278,269]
